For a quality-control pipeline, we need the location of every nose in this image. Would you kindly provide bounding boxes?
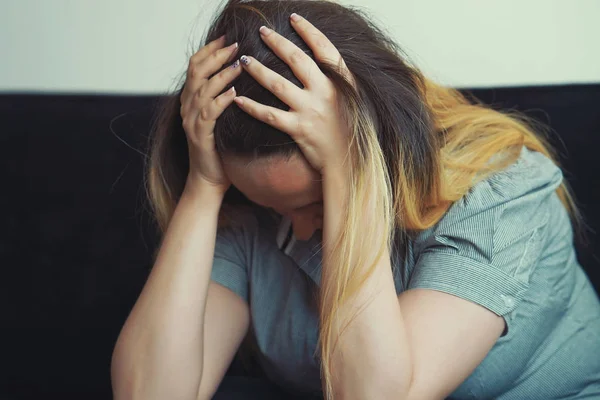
[289,213,322,241]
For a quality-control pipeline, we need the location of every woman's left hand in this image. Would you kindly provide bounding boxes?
[232,13,354,175]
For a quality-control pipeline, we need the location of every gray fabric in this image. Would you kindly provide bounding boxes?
[211,147,600,399]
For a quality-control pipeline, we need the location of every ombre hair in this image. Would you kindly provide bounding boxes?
[146,0,579,397]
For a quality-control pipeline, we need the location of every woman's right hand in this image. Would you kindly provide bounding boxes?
[180,35,242,196]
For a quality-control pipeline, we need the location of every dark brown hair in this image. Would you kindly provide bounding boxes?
[146,1,577,397]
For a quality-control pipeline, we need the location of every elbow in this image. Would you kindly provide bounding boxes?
[195,386,215,400]
[110,340,139,400]
[110,336,156,400]
[111,347,203,400]
[336,370,412,400]
[376,378,412,400]
[370,365,415,400]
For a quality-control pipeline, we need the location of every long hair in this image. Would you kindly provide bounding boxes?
[145,0,579,397]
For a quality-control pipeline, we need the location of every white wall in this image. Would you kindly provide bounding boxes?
[1,0,599,94]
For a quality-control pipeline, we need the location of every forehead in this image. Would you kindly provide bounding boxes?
[222,153,322,208]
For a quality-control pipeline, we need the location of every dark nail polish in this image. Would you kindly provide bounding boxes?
[240,55,251,66]
[230,60,240,69]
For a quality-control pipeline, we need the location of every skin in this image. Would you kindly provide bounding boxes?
[222,152,324,241]
[112,34,250,400]
[111,13,506,400]
[230,16,505,400]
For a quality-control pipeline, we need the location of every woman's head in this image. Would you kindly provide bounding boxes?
[224,152,324,240]
[149,0,440,233]
[147,0,577,397]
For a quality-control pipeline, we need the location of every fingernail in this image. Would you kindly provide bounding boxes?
[290,13,302,22]
[230,59,240,69]
[259,26,272,36]
[234,97,244,106]
[240,55,251,66]
[228,42,239,50]
[229,86,236,94]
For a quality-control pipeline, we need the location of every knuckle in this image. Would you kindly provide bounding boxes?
[265,110,276,122]
[270,35,281,47]
[270,79,285,95]
[316,38,329,50]
[296,120,311,138]
[187,63,197,79]
[288,50,304,66]
[214,94,226,108]
[191,92,201,107]
[199,106,211,121]
[217,66,232,81]
[321,82,337,101]
[310,103,327,119]
[323,87,336,102]
[197,84,207,97]
[183,119,193,133]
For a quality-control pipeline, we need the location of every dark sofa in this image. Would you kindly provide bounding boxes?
[1,84,598,399]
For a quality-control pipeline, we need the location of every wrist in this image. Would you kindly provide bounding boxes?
[182,177,226,211]
[321,167,349,246]
[322,166,349,205]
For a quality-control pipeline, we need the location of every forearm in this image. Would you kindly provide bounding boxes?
[329,253,411,398]
[111,181,224,400]
[321,172,412,399]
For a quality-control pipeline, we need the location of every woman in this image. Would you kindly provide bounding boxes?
[111,1,600,399]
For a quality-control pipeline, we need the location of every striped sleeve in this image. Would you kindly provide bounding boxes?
[409,149,564,317]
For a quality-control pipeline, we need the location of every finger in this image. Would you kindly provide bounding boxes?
[289,13,354,84]
[185,86,237,137]
[202,86,238,124]
[233,96,298,135]
[190,35,226,65]
[187,42,239,83]
[257,26,327,90]
[202,58,243,99]
[182,42,239,110]
[181,36,228,105]
[237,55,306,109]
[184,36,228,100]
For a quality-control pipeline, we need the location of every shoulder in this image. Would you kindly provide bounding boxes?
[217,204,280,240]
[408,147,569,316]
[449,147,562,221]
[428,147,564,255]
[212,205,282,302]
[213,204,279,271]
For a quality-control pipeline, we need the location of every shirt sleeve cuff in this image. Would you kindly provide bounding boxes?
[409,250,529,316]
[211,258,249,302]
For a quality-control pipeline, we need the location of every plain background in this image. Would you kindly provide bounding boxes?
[1,0,599,94]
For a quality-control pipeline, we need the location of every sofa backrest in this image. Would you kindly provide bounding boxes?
[0,85,598,398]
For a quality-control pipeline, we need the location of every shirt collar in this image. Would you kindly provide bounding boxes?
[277,217,323,286]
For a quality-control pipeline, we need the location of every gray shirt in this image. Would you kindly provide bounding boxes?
[211,147,600,399]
